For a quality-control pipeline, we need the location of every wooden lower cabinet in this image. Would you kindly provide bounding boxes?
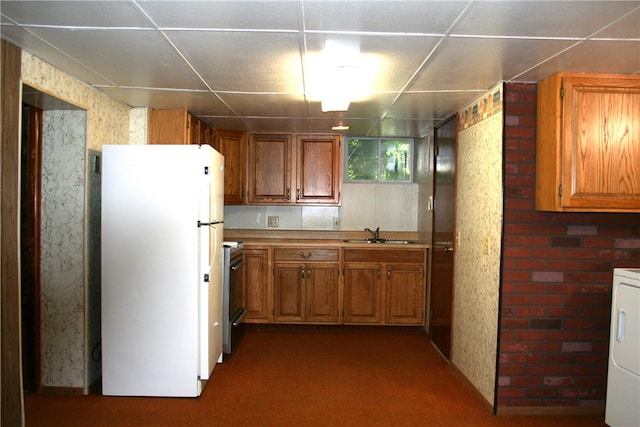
[385,263,425,325]
[243,244,426,326]
[243,248,270,322]
[344,248,426,326]
[343,263,383,324]
[273,262,339,323]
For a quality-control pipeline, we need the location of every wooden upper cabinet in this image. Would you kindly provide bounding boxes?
[536,73,640,212]
[148,109,213,146]
[247,133,293,204]
[247,132,341,205]
[215,129,247,205]
[296,134,341,204]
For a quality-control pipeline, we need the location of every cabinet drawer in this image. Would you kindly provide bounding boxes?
[274,247,339,262]
[344,249,424,263]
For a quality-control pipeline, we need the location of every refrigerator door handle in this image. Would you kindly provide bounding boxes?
[197,220,224,227]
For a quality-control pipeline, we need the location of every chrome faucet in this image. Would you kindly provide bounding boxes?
[365,227,380,242]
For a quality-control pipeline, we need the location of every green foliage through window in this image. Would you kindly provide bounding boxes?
[346,137,412,182]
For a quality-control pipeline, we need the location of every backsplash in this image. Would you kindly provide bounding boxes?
[224,182,419,231]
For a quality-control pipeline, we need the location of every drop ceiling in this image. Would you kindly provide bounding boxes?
[2,1,639,138]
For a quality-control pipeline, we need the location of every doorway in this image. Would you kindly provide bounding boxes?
[429,115,457,360]
[20,85,89,393]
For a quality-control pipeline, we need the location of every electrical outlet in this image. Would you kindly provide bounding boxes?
[267,216,279,228]
[482,235,490,255]
[333,217,340,229]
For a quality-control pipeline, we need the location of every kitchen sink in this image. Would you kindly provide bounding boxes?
[342,239,416,244]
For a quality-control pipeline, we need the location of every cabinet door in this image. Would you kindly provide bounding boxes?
[148,110,190,144]
[343,263,383,324]
[274,263,305,322]
[243,248,270,322]
[248,134,292,204]
[216,129,247,205]
[306,263,339,323]
[537,73,640,212]
[296,134,341,204]
[385,264,425,325]
[561,76,640,210]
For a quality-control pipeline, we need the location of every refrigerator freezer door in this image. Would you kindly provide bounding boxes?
[102,144,217,397]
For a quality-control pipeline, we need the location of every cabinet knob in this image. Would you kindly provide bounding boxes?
[444,247,454,253]
[300,252,312,259]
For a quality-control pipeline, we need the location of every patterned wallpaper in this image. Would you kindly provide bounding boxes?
[40,110,87,388]
[452,84,503,405]
[22,52,130,392]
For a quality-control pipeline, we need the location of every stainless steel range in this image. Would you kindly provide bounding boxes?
[222,242,245,356]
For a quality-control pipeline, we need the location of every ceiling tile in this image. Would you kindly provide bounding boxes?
[219,93,309,117]
[453,1,639,38]
[96,87,233,115]
[592,8,640,39]
[0,24,116,86]
[302,1,468,34]
[388,91,483,120]
[167,30,304,92]
[138,0,301,30]
[25,27,208,89]
[516,40,640,81]
[0,0,150,27]
[410,37,576,91]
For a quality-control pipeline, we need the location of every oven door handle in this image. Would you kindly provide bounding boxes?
[230,258,244,271]
[231,308,246,327]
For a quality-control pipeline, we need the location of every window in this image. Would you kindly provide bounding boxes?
[345,137,413,182]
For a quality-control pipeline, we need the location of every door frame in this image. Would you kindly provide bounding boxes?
[21,104,43,393]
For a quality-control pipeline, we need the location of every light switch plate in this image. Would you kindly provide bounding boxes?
[267,216,279,227]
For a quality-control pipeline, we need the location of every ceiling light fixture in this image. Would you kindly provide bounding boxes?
[331,125,351,131]
[305,38,378,113]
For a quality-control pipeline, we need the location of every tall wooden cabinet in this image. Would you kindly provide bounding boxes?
[148,109,213,146]
[215,129,247,205]
[247,133,341,205]
[536,73,640,212]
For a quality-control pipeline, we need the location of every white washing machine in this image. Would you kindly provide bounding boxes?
[605,268,640,427]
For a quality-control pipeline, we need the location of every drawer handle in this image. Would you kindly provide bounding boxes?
[300,252,312,259]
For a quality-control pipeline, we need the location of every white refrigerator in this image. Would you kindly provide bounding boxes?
[606,268,640,427]
[101,144,224,397]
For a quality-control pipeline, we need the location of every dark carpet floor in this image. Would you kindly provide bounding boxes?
[25,326,606,426]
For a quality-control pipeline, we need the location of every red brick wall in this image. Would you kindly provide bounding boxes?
[498,82,640,408]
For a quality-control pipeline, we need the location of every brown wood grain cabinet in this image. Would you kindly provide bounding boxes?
[247,133,293,204]
[536,73,640,212]
[296,134,341,204]
[343,248,426,326]
[343,263,383,324]
[148,109,214,146]
[215,129,247,205]
[247,133,341,205]
[273,247,339,324]
[243,248,271,323]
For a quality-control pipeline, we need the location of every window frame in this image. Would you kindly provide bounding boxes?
[344,136,414,183]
